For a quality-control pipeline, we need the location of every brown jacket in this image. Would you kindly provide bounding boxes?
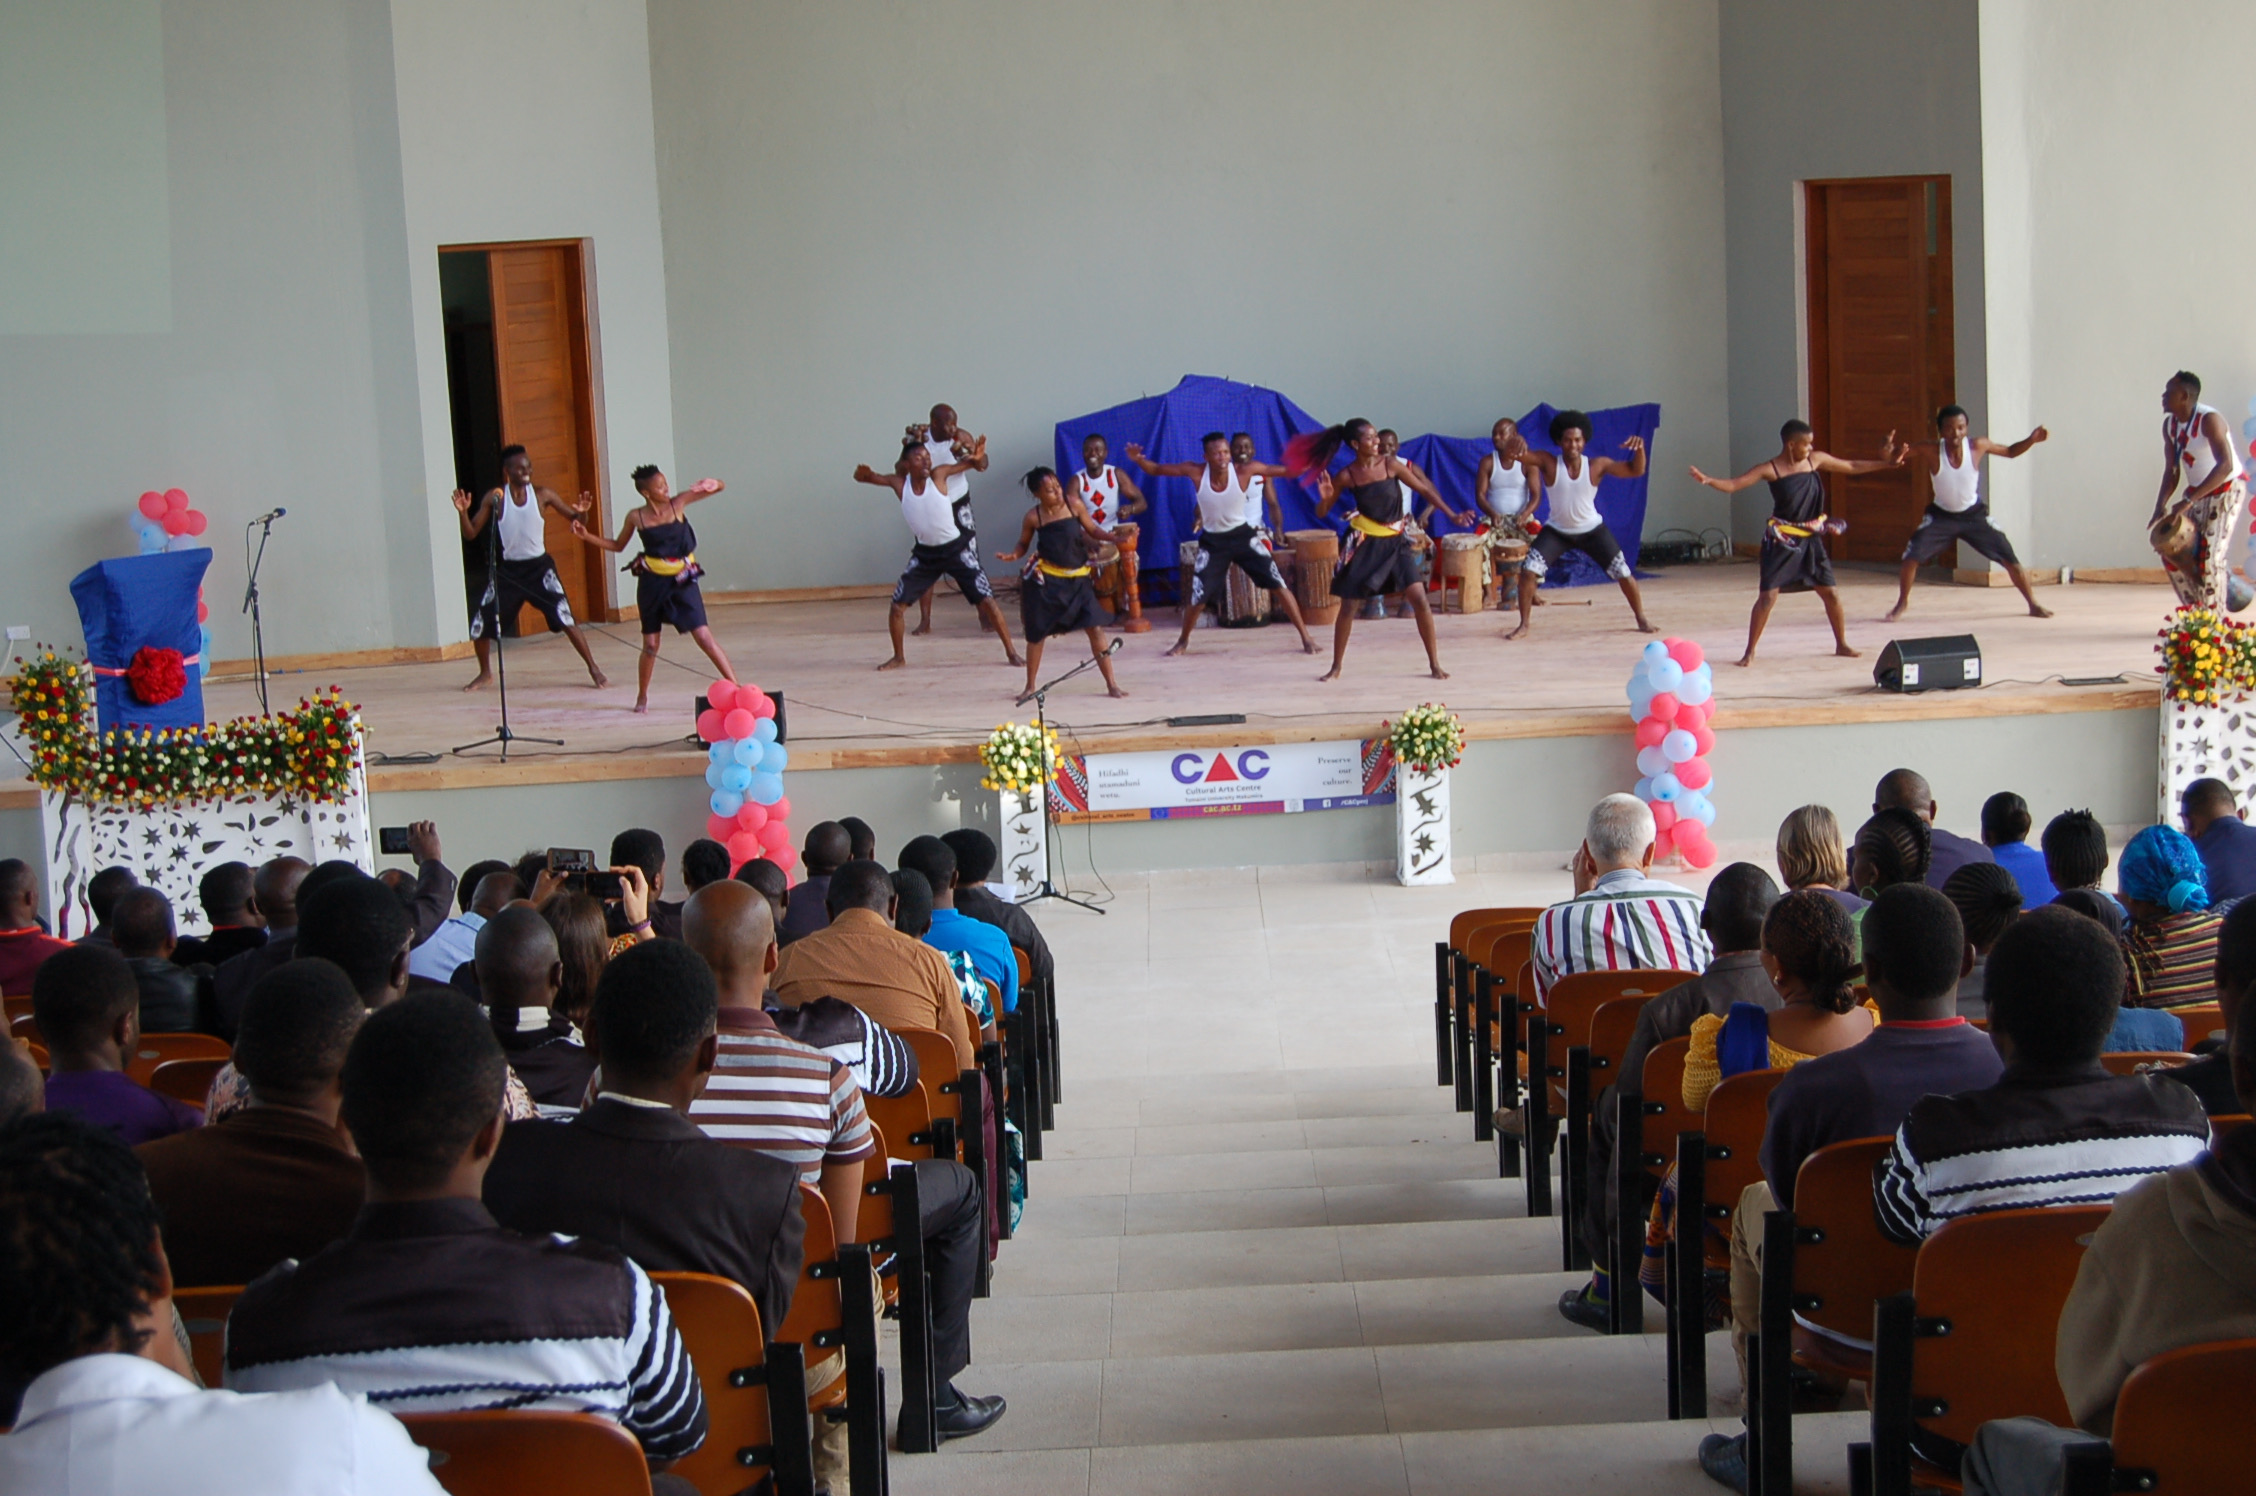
[770,906,976,1067]
[136,1106,365,1288]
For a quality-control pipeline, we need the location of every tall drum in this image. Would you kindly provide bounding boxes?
[1287,530,1342,625]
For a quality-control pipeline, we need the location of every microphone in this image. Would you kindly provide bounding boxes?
[250,507,287,524]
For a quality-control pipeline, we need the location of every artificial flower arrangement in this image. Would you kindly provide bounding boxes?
[8,649,360,807]
[1387,702,1466,773]
[979,719,1063,795]
[2156,606,2256,705]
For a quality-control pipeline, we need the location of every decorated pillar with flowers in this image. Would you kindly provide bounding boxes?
[981,720,1060,902]
[2155,604,2256,818]
[1389,703,1463,886]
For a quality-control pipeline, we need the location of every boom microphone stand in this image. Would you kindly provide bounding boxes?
[1017,640,1118,915]
[241,509,285,716]
[453,493,563,761]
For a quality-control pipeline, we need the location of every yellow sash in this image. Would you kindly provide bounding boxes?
[1035,560,1090,579]
[1766,516,1827,541]
[640,551,696,576]
[1349,512,1406,538]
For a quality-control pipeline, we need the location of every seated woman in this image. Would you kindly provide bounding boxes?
[1776,804,1867,917]
[1850,806,1932,901]
[1942,861,2022,1020]
[2118,824,2224,1012]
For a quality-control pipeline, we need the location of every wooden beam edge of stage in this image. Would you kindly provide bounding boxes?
[206,640,477,681]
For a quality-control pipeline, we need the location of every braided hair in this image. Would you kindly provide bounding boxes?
[1853,807,1933,894]
[1761,889,1864,1014]
[1942,862,2023,953]
[0,1113,166,1383]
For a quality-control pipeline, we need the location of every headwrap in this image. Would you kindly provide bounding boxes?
[2118,824,2211,914]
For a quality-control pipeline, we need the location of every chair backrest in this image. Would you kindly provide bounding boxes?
[399,1410,652,1496]
[1450,907,1538,950]
[1585,997,1646,1093]
[898,1026,966,1132]
[2098,1050,2196,1076]
[2171,1003,2226,1049]
[650,1272,776,1496]
[1910,1205,2111,1450]
[2107,1337,2256,1492]
[2213,1113,2251,1143]
[862,1079,941,1163]
[2,994,32,1024]
[10,1010,40,1043]
[1543,972,1701,1107]
[774,1180,844,1357]
[1699,1068,1789,1256]
[1474,928,1533,991]
[1636,1036,1697,1178]
[126,1031,231,1086]
[1012,945,1033,986]
[148,1055,229,1106]
[174,1283,243,1388]
[1787,1137,1913,1361]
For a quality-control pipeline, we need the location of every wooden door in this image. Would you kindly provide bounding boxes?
[1806,177,1954,563]
[486,244,611,626]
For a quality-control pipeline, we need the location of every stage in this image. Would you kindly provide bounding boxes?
[0,562,2172,878]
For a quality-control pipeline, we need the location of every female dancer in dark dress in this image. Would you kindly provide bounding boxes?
[1689,420,1905,666]
[571,464,739,712]
[995,467,1127,705]
[1288,418,1449,682]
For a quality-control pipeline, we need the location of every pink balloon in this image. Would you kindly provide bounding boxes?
[183,510,208,536]
[767,796,790,823]
[706,679,738,712]
[696,709,726,743]
[734,801,768,833]
[1676,756,1713,791]
[1667,638,1705,672]
[726,831,762,866]
[1683,839,1718,870]
[137,491,167,519]
[751,692,776,719]
[1691,723,1716,756]
[1646,692,1681,725]
[707,813,737,842]
[1651,823,1675,858]
[722,708,757,740]
[164,488,190,513]
[770,843,798,872]
[1697,699,1719,724]
[1634,717,1669,749]
[196,600,210,624]
[1650,800,1679,832]
[160,511,188,536]
[758,819,792,853]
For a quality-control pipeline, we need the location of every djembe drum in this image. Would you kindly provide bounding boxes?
[1090,538,1124,615]
[1287,529,1341,625]
[1437,532,1487,614]
[1487,533,1530,611]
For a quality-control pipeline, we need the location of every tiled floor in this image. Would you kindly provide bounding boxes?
[887,860,1864,1495]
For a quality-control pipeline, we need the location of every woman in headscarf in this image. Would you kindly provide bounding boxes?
[2118,824,2222,1010]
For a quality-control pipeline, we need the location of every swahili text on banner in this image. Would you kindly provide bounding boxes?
[1048,739,1396,823]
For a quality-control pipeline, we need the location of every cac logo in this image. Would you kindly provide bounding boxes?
[1171,749,1270,785]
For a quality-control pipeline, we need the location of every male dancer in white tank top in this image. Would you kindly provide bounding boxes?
[856,438,1024,671]
[1127,433,1318,658]
[2153,370,2248,610]
[1886,404,2052,621]
[1507,410,1653,639]
[904,403,984,638]
[1473,417,1545,611]
[450,443,610,691]
[1231,433,1288,536]
[1075,432,1150,632]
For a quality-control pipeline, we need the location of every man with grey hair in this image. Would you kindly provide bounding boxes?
[1531,793,1713,1002]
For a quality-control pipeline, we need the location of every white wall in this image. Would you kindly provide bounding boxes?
[645,0,1731,590]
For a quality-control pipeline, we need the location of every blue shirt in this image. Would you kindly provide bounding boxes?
[924,907,1017,1015]
[1986,840,2058,908]
[2104,1005,2187,1054]
[2194,816,2256,906]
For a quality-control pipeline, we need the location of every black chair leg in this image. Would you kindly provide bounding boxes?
[1434,942,1454,1086]
[838,1241,894,1489]
[1522,1016,1553,1218]
[1753,1209,1795,1496]
[1867,1292,1917,1496]
[1606,1088,1645,1334]
[885,1166,935,1457]
[761,1341,817,1496]
[1666,1129,1706,1419]
[1561,1047,1592,1271]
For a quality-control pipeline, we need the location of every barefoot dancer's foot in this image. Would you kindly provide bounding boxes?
[1014,691,1036,707]
[1300,637,1319,654]
[587,668,610,689]
[2028,603,2054,619]
[877,656,906,672]
[1633,617,1660,634]
[1430,666,1450,680]
[632,698,649,714]
[1318,666,1341,682]
[1836,643,1862,658]
[1163,641,1189,657]
[461,673,493,692]
[1883,603,1907,623]
[910,620,932,636]
[1108,684,1130,698]
[1503,623,1531,641]
[1735,653,1755,668]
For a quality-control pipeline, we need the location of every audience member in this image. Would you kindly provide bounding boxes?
[2180,775,2256,907]
[1681,890,1872,1114]
[781,822,851,944]
[169,862,267,968]
[2118,824,2224,1010]
[77,865,138,946]
[840,816,878,863]
[224,992,708,1465]
[135,960,366,1287]
[386,820,459,946]
[475,905,597,1109]
[454,858,512,914]
[2047,891,2181,1052]
[773,859,979,1068]
[892,868,991,1029]
[1774,805,1865,914]
[34,945,200,1146]
[541,890,611,1028]
[1978,791,2056,907]
[0,857,72,996]
[680,837,731,894]
[2042,809,2127,933]
[484,938,805,1345]
[0,1037,44,1128]
[207,856,310,1039]
[1941,862,2021,1017]
[1532,794,1713,1001]
[407,867,515,984]
[1850,807,1931,896]
[2169,898,2253,1114]
[111,888,198,1034]
[734,855,791,929]
[900,836,1018,1016]
[1874,768,1991,889]
[944,827,1055,986]
[1874,906,2208,1245]
[0,1113,446,1493]
[606,827,681,940]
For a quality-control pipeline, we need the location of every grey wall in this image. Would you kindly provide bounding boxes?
[646,0,1732,592]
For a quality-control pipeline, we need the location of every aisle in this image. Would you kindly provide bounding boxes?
[888,863,1864,1495]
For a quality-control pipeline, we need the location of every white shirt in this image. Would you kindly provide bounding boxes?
[1,1354,446,1495]
[2169,402,2245,493]
[921,435,971,504]
[1242,471,1270,530]
[495,483,547,561]
[1484,452,1530,519]
[1930,441,1981,513]
[406,910,485,982]
[898,472,959,548]
[1546,453,1604,535]
[1075,466,1121,530]
[1193,464,1253,533]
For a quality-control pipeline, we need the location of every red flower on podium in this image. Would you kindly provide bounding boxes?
[125,646,187,706]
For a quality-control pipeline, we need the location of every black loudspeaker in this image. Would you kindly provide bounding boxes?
[695,690,787,746]
[1873,635,1982,693]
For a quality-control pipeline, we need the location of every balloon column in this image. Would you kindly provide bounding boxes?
[1626,638,1720,869]
[698,681,794,877]
[130,490,214,679]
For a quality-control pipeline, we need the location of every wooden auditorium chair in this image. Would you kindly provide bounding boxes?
[398,1410,651,1496]
[173,1284,242,1389]
[149,1055,229,1107]
[650,1271,814,1496]
[769,1181,890,1494]
[1435,908,1535,1091]
[2170,1003,2226,1050]
[2097,1050,2196,1076]
[2060,1338,2256,1495]
[1600,1035,1694,1334]
[125,1030,230,1086]
[1663,1066,1787,1420]
[1542,971,1698,1253]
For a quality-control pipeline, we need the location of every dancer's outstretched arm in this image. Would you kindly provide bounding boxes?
[994,506,1041,564]
[1588,435,1648,482]
[571,509,643,554]
[1392,458,1470,526]
[676,478,726,505]
[1122,442,1204,479]
[1970,426,2048,460]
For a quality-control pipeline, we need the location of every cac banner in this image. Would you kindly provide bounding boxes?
[1050,739,1396,823]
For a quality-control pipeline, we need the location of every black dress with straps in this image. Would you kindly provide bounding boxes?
[631,515,708,633]
[1019,514,1108,642]
[1331,478,1423,599]
[1757,467,1836,594]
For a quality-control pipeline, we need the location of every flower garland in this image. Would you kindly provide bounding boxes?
[2156,606,2256,705]
[7,650,361,807]
[979,720,1061,795]
[1387,702,1465,774]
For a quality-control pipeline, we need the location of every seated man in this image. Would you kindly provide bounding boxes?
[943,827,1054,990]
[1564,863,1779,1330]
[76,864,138,947]
[1875,767,1992,890]
[680,837,731,896]
[771,859,977,1070]
[170,862,268,969]
[135,959,366,1287]
[0,1113,445,1491]
[224,992,708,1468]
[474,905,596,1109]
[1959,1000,2256,1496]
[894,869,992,1031]
[2181,775,2256,907]
[734,856,791,931]
[0,1035,44,1127]
[1875,906,2209,1246]
[606,827,682,941]
[110,888,199,1034]
[1978,792,2056,908]
[839,816,879,864]
[207,856,310,1039]
[899,836,1017,1017]
[1533,794,1713,1002]
[483,939,805,1347]
[35,945,200,1146]
[2169,898,2252,1115]
[0,856,72,997]
[781,822,851,945]
[386,820,459,947]
[405,867,515,985]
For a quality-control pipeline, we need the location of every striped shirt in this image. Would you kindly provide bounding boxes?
[1531,869,1712,1001]
[1873,1066,2210,1244]
[224,1198,706,1463]
[2124,908,2223,1009]
[689,1010,876,1183]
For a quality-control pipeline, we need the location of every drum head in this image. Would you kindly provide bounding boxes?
[1092,540,1121,566]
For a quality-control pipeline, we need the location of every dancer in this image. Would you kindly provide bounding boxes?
[994,467,1128,705]
[1885,405,2052,621]
[2153,371,2248,610]
[1230,432,1288,537]
[1124,433,1318,658]
[907,404,986,636]
[1506,411,1653,639]
[1286,418,1449,681]
[1074,433,1149,631]
[1473,416,1546,611]
[569,466,736,713]
[453,444,609,691]
[854,440,1023,671]
[1691,420,1907,665]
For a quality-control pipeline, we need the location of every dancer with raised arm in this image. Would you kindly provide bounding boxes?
[1285,418,1451,681]
[1691,419,1907,665]
[854,440,1024,671]
[1231,433,1287,538]
[994,467,1128,705]
[1125,432,1318,659]
[454,444,609,691]
[1885,404,2053,621]
[2152,371,2248,610]
[1074,433,1149,631]
[1504,411,1652,638]
[569,465,735,713]
[906,404,987,636]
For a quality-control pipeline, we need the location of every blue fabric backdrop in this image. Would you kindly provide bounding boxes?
[70,548,211,734]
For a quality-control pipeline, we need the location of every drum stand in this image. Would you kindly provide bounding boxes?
[1019,642,1118,915]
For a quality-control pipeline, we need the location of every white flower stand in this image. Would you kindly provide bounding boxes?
[998,783,1048,902]
[2158,697,2256,821]
[1395,763,1454,886]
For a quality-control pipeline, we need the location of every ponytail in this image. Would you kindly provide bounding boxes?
[1283,419,1372,478]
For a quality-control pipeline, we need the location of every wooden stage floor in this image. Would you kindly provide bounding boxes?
[18,562,2170,796]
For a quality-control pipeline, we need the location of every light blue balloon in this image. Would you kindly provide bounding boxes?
[747,772,784,806]
[1628,684,1656,722]
[1648,658,1684,694]
[165,533,199,553]
[198,624,213,677]
[1636,745,1671,778]
[708,741,732,765]
[752,717,779,745]
[1662,729,1698,764]
[732,736,763,766]
[710,788,744,818]
[1651,773,1682,802]
[1642,641,1671,665]
[1679,670,1714,706]
[760,742,788,774]
[719,763,752,793]
[1679,790,1715,825]
[704,762,727,789]
[1633,776,1656,802]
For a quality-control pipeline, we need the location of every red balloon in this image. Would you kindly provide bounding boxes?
[196,601,210,623]
[734,801,768,833]
[722,708,757,740]
[1646,692,1681,725]
[1634,717,1669,749]
[696,709,726,743]
[1667,638,1705,672]
[706,813,737,842]
[1651,823,1675,858]
[163,488,189,512]
[160,511,188,536]
[767,796,790,823]
[1691,723,1716,756]
[183,510,208,536]
[751,693,776,719]
[1676,756,1713,791]
[757,819,791,853]
[137,491,166,519]
[770,843,798,872]
[726,831,762,866]
[1650,800,1680,831]
[1683,840,1718,871]
[706,679,738,712]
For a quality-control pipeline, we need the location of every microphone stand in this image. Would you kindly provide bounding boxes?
[241,514,280,716]
[1017,640,1118,915]
[453,489,564,761]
